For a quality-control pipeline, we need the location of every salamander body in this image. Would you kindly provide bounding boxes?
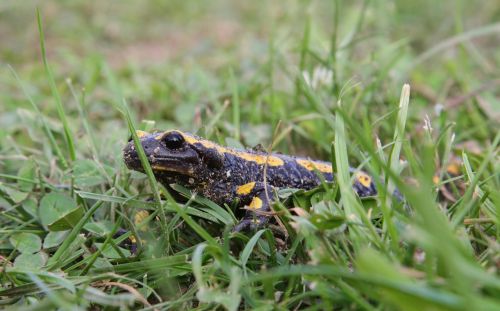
[123,130,377,231]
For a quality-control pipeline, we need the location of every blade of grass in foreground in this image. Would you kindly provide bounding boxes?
[101,61,167,237]
[454,133,500,226]
[36,9,76,163]
[246,264,465,309]
[192,243,241,311]
[334,99,383,251]
[122,94,217,245]
[121,103,173,252]
[66,80,100,162]
[46,189,114,270]
[387,84,410,201]
[381,84,410,253]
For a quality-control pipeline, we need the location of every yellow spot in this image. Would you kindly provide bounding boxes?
[248,197,263,210]
[251,218,261,224]
[129,235,137,244]
[356,172,372,188]
[432,175,440,185]
[134,210,150,232]
[236,182,256,195]
[134,210,150,225]
[446,163,460,175]
[136,130,150,138]
[296,159,333,173]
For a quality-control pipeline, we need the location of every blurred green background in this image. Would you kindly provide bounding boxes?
[2,1,498,151]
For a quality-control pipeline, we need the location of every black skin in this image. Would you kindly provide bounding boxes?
[123,130,381,232]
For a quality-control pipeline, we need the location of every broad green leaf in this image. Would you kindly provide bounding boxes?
[10,233,42,254]
[0,182,29,203]
[94,243,131,259]
[310,213,345,230]
[13,252,46,271]
[240,229,265,267]
[277,187,301,200]
[22,197,38,218]
[72,159,113,188]
[39,193,83,231]
[292,190,310,208]
[0,196,12,211]
[48,206,85,231]
[43,231,69,249]
[84,221,114,236]
[88,257,113,271]
[17,158,37,191]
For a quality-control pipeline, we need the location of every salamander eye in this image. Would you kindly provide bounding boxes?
[163,132,185,149]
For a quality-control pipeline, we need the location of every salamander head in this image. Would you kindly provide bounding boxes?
[123,130,225,182]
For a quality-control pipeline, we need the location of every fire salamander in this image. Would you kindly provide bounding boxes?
[123,129,381,232]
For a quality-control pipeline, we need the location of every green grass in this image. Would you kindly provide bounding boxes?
[1,1,499,310]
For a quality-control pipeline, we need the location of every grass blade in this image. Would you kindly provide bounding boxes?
[36,9,76,163]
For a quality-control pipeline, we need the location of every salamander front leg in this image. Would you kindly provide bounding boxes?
[233,189,273,232]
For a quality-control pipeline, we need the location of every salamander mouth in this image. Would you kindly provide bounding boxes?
[149,157,197,176]
[124,151,198,176]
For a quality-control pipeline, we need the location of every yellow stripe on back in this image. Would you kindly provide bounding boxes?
[233,151,284,166]
[170,130,285,167]
[296,159,333,173]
